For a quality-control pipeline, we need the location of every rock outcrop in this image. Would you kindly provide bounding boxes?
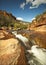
[27,12,46,48]
[0,30,27,65]
[0,10,28,30]
[28,12,46,31]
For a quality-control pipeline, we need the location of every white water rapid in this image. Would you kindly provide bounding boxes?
[27,45,46,65]
[12,31,46,65]
[12,31,31,49]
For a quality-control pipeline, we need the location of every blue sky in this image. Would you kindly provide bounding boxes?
[0,0,46,22]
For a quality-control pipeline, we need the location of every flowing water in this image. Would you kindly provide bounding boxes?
[27,45,46,65]
[12,31,31,49]
[12,31,46,65]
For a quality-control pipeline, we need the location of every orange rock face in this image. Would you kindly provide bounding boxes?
[28,13,46,30]
[30,31,46,48]
[0,30,28,65]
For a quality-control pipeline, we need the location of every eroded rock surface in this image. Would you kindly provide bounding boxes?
[0,30,27,65]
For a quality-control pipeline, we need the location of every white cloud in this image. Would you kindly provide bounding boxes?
[31,17,36,21]
[17,17,23,21]
[20,0,46,9]
[20,2,25,9]
[29,5,38,9]
[31,0,46,6]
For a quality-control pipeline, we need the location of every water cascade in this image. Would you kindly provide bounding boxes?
[12,31,46,65]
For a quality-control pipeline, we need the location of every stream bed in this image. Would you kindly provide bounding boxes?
[12,31,46,65]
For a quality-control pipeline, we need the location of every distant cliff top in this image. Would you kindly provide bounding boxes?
[0,10,16,20]
[33,11,46,27]
[28,11,46,29]
[0,10,28,30]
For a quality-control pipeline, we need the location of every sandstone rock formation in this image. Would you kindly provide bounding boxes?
[0,30,27,65]
[27,12,46,48]
[28,12,46,31]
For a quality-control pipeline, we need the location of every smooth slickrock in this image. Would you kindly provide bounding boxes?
[0,30,27,65]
